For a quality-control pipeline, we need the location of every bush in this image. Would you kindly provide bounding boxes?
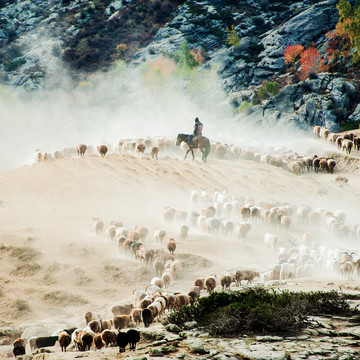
[163,288,355,337]
[258,81,280,99]
[226,25,241,47]
[4,58,26,72]
[238,101,252,113]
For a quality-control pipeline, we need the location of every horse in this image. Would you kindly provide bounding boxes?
[176,133,211,163]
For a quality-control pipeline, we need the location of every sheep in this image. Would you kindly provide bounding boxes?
[340,261,355,279]
[128,231,141,242]
[162,271,173,289]
[88,319,102,333]
[336,136,343,149]
[100,319,113,330]
[13,345,25,357]
[153,257,165,277]
[163,207,176,223]
[319,158,328,173]
[135,226,148,241]
[205,217,222,234]
[97,144,108,157]
[13,338,26,348]
[188,286,201,305]
[179,224,189,241]
[130,308,142,326]
[117,331,129,353]
[28,337,37,352]
[35,336,59,349]
[142,308,154,328]
[93,218,104,236]
[167,238,176,255]
[84,311,100,325]
[154,228,166,244]
[136,143,146,154]
[101,329,117,347]
[194,278,205,290]
[58,331,71,352]
[113,315,132,330]
[342,139,353,154]
[151,277,164,288]
[150,145,159,160]
[240,206,251,221]
[127,329,141,350]
[281,215,291,232]
[34,149,43,163]
[264,233,277,249]
[205,276,217,294]
[77,144,87,157]
[111,304,134,317]
[93,333,104,349]
[327,159,336,173]
[215,144,227,159]
[235,270,259,285]
[235,223,251,241]
[220,274,233,291]
[221,220,234,236]
[279,263,296,280]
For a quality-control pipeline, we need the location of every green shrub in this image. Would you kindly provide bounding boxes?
[163,288,355,337]
[238,101,252,113]
[226,25,241,47]
[4,58,26,72]
[258,81,280,99]
[173,40,199,74]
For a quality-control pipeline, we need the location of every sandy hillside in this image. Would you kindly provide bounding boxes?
[0,136,359,347]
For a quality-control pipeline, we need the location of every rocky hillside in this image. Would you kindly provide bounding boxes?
[1,0,360,131]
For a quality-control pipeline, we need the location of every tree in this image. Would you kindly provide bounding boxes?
[299,47,327,80]
[336,0,360,62]
[226,25,241,47]
[174,40,199,73]
[283,44,304,65]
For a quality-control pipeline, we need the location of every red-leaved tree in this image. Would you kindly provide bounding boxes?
[299,47,328,79]
[283,44,304,65]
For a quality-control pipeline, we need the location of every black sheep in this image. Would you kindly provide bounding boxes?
[127,329,140,350]
[142,308,153,328]
[35,336,58,349]
[13,345,25,357]
[117,331,129,353]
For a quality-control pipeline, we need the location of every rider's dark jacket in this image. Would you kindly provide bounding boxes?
[193,121,203,136]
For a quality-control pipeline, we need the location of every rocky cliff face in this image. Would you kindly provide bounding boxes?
[0,0,359,131]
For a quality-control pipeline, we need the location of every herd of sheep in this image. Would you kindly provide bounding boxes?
[33,134,340,176]
[313,125,360,155]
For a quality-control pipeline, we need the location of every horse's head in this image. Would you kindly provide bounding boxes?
[175,134,183,146]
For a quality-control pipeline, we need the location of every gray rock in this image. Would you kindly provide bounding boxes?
[337,326,360,338]
[184,339,210,354]
[183,321,198,330]
[165,324,181,334]
[149,348,163,357]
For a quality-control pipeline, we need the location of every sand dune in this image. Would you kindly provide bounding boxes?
[0,141,359,337]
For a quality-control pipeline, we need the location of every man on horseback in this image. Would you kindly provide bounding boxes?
[189,117,203,147]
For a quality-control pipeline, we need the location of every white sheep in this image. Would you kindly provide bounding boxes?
[264,233,277,249]
[279,263,296,280]
[179,224,189,241]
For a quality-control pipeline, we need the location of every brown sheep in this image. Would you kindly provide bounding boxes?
[167,238,176,255]
[194,278,205,290]
[313,156,320,173]
[111,304,134,317]
[97,144,108,157]
[235,223,251,241]
[139,298,153,309]
[13,338,26,348]
[88,319,102,333]
[205,276,217,294]
[131,308,142,326]
[78,331,94,351]
[188,286,201,305]
[101,329,117,347]
[142,308,154,328]
[150,146,159,160]
[327,158,336,173]
[236,269,259,285]
[240,206,251,221]
[163,207,176,223]
[135,226,149,241]
[113,315,132,330]
[93,334,104,350]
[83,311,99,325]
[136,143,146,154]
[100,319,113,330]
[76,144,87,157]
[58,332,71,352]
[280,215,291,232]
[220,274,233,291]
[319,158,328,173]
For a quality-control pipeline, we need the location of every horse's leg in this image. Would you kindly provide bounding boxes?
[191,148,195,160]
[184,149,190,160]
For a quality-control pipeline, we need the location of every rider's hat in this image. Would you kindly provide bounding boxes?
[195,117,200,123]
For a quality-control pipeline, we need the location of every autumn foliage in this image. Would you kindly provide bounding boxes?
[283,44,304,65]
[299,47,328,80]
